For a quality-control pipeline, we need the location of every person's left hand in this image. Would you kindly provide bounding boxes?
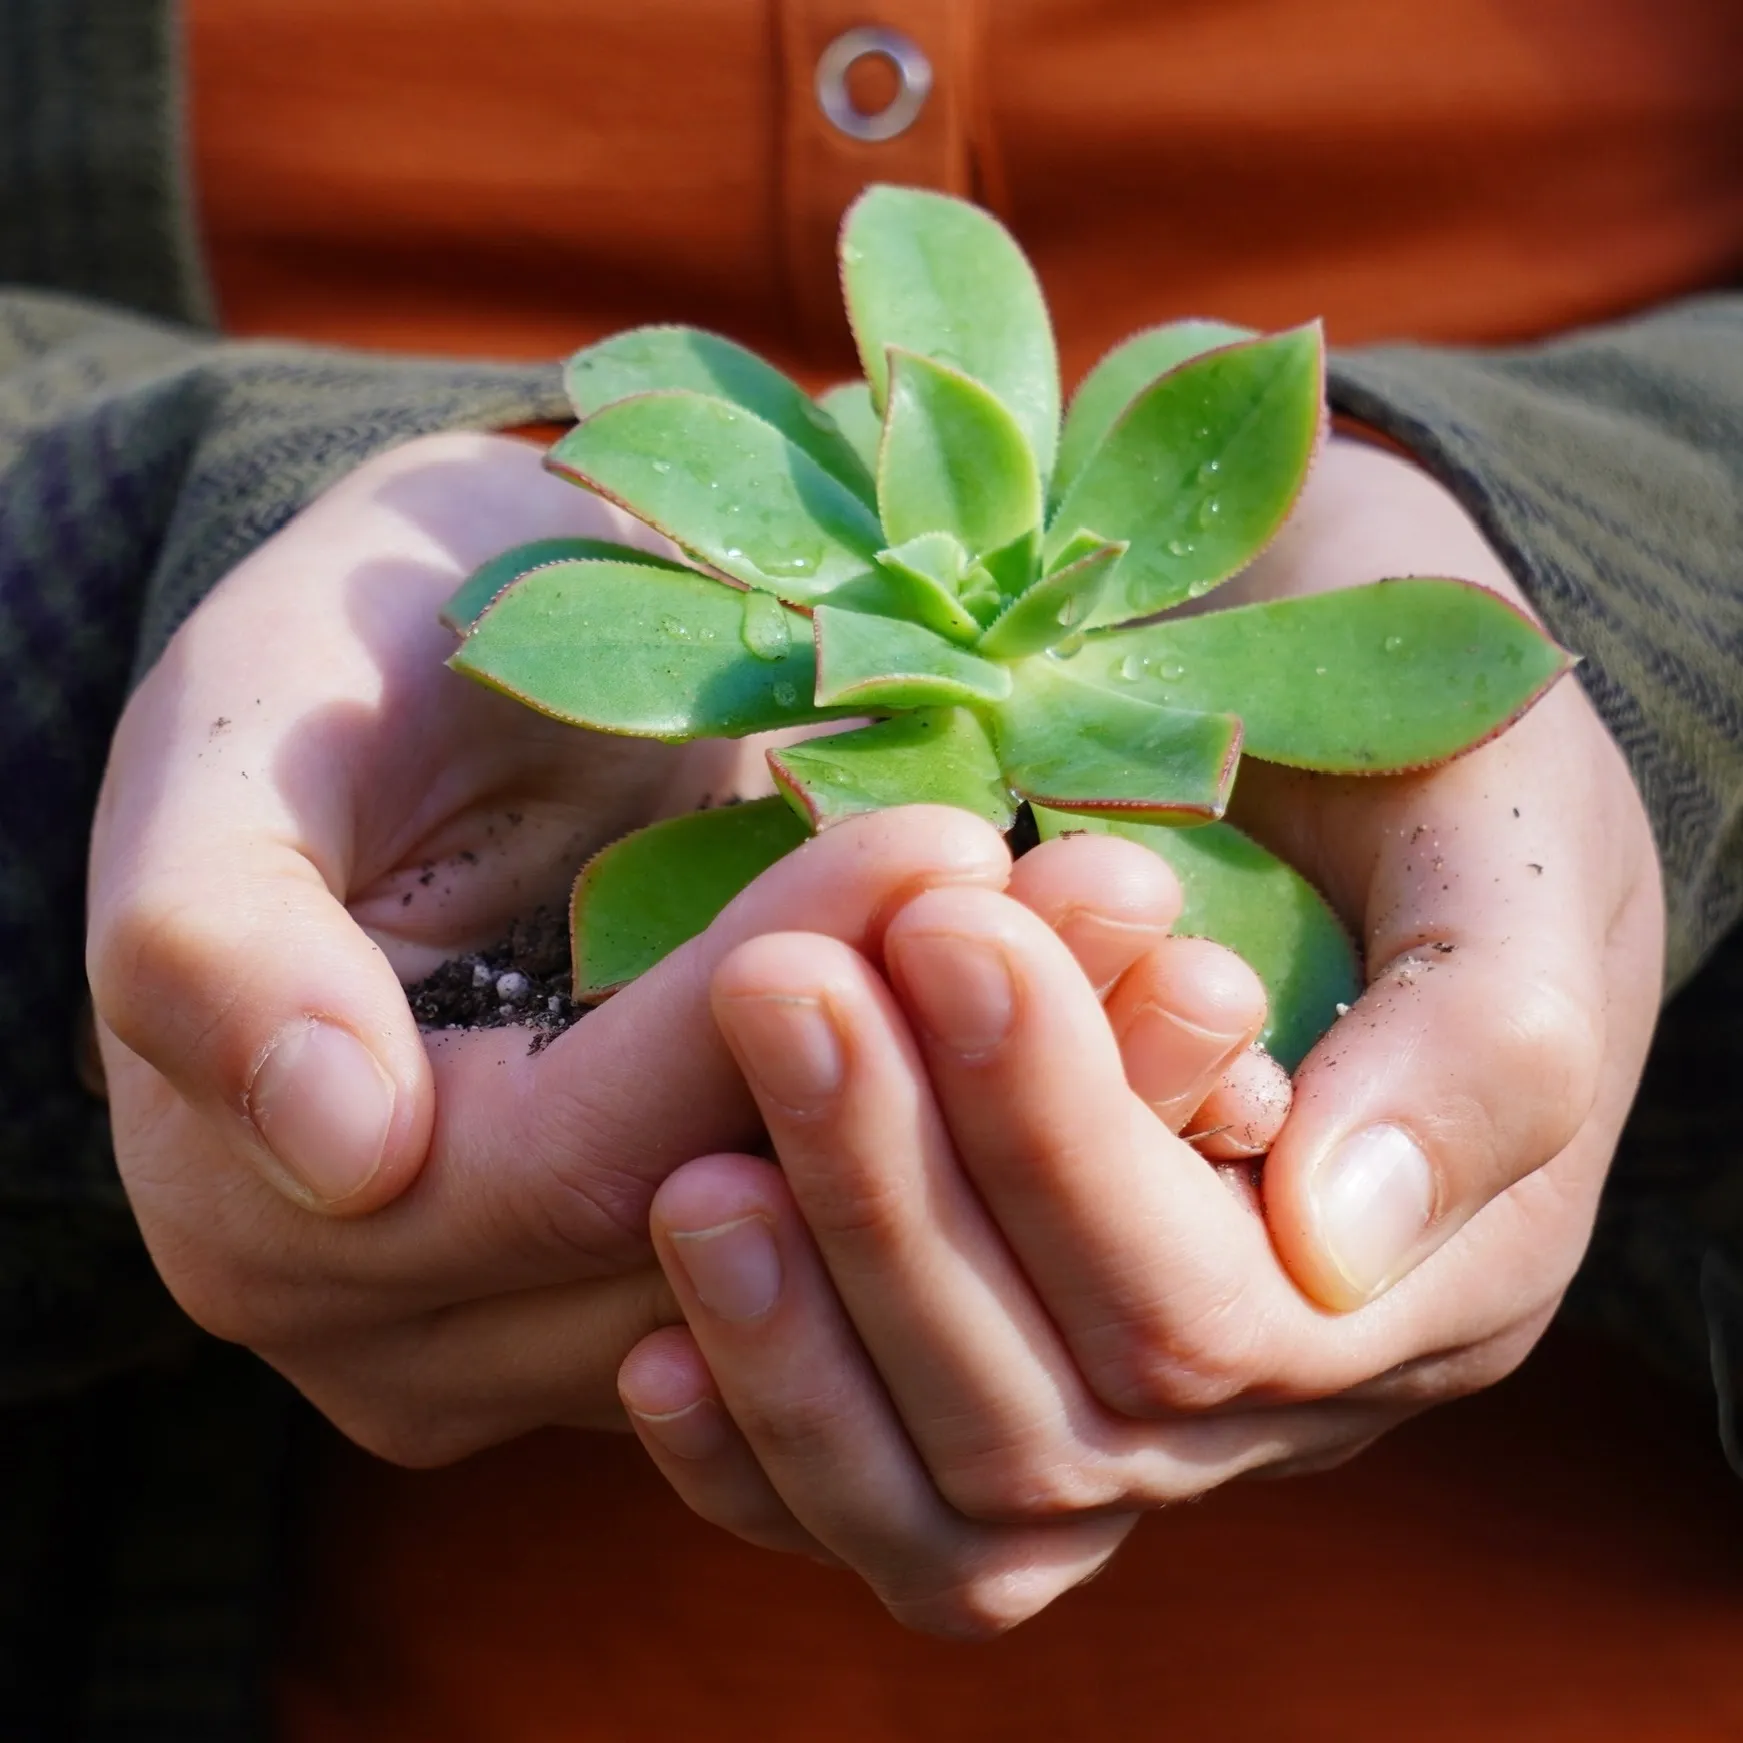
[614,440,1666,1637]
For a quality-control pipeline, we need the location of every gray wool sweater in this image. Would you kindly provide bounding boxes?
[2,1,1741,1734]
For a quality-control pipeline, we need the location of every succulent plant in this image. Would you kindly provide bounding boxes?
[444,185,1569,1067]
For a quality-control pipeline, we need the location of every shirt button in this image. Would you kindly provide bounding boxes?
[814,26,933,143]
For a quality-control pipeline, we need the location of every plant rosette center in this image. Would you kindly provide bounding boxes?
[443,185,1571,1069]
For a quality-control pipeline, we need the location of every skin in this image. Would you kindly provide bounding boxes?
[86,432,1664,1637]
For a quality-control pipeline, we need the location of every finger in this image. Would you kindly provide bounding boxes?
[90,844,437,1219]
[266,1266,684,1468]
[711,932,1112,1502]
[1003,833,1182,994]
[647,1154,1135,1637]
[1183,1044,1293,1161]
[1103,936,1269,1130]
[877,884,1312,1418]
[619,1326,838,1562]
[1260,692,1622,1311]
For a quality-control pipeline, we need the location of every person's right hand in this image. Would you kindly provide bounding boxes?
[85,432,1028,1464]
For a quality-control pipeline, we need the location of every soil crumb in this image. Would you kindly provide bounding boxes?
[405,906,585,1052]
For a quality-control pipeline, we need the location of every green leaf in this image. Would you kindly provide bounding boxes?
[977,538,1125,659]
[994,661,1241,822]
[863,533,984,643]
[813,604,1013,709]
[1032,808,1359,1070]
[440,537,687,634]
[1048,325,1326,627]
[572,798,810,997]
[451,559,849,740]
[565,327,877,507]
[549,392,884,606]
[977,528,1041,607]
[841,185,1060,486]
[1072,578,1573,771]
[1052,320,1253,513]
[769,710,1014,830]
[817,381,883,476]
[1045,527,1111,576]
[878,349,1043,557]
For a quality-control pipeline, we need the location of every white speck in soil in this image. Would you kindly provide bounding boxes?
[495,971,530,1002]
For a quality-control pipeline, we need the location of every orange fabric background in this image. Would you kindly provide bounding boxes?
[277,1329,1743,1742]
[191,0,1743,382]
[184,4,1743,1736]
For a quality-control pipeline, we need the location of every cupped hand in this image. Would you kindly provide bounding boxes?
[616,439,1665,1636]
[86,432,1031,1463]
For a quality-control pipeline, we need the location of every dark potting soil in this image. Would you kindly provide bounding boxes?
[405,807,1051,1053]
[404,905,584,1052]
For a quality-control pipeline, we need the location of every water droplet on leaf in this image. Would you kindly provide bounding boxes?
[651,460,671,475]
[1157,660,1186,682]
[772,680,799,707]
[1195,459,1222,485]
[1383,634,1405,653]
[739,592,793,662]
[1165,538,1193,557]
[1196,496,1223,529]
[1118,653,1145,682]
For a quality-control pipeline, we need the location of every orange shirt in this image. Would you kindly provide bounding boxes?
[185,5,1743,1738]
[191,0,1743,380]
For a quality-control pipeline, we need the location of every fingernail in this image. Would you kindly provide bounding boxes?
[890,932,1015,1056]
[1116,1000,1250,1115]
[1053,911,1170,996]
[629,1397,730,1462]
[718,994,843,1112]
[1311,1124,1437,1300]
[669,1215,782,1321]
[247,1020,395,1206]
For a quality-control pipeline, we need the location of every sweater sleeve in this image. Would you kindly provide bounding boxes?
[1329,300,1743,1471]
[1328,296,1743,993]
[0,288,566,1400]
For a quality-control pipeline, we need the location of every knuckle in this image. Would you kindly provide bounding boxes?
[333,1404,476,1470]
[161,1268,258,1347]
[87,879,214,1061]
[1498,978,1603,1157]
[935,1445,1119,1524]
[1088,1288,1268,1417]
[154,1243,290,1348]
[305,1373,488,1470]
[523,1091,660,1268]
[788,1160,911,1251]
[731,1373,859,1465]
[885,1558,1054,1642]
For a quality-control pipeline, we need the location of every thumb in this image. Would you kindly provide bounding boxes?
[89,839,433,1215]
[88,619,436,1216]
